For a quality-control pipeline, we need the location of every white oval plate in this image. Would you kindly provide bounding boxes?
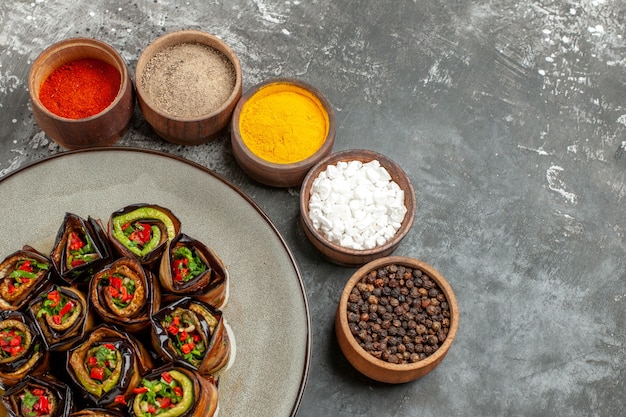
[0,147,310,417]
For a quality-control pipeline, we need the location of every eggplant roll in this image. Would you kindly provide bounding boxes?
[129,366,218,417]
[107,204,181,266]
[151,297,230,376]
[1,374,73,417]
[28,286,94,352]
[66,325,153,409]
[0,246,53,312]
[49,213,111,286]
[158,234,229,308]
[89,257,161,334]
[0,311,49,390]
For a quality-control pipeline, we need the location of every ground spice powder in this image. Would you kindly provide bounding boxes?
[39,58,121,119]
[238,83,329,164]
[141,42,236,118]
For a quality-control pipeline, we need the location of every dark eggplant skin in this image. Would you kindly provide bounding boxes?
[0,310,49,390]
[159,233,229,308]
[65,324,154,410]
[70,409,125,417]
[50,213,112,288]
[0,245,55,312]
[89,257,161,334]
[150,297,230,377]
[107,204,181,267]
[2,374,74,417]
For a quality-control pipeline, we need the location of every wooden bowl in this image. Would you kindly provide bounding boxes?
[28,38,134,149]
[299,149,415,267]
[335,256,459,383]
[135,30,242,145]
[230,78,335,187]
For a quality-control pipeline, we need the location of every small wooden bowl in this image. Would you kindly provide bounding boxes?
[299,149,415,267]
[335,256,459,383]
[230,78,336,187]
[135,30,242,145]
[28,38,134,149]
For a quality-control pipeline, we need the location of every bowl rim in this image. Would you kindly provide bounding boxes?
[337,255,459,371]
[134,29,243,122]
[28,37,130,123]
[299,149,416,257]
[230,77,336,170]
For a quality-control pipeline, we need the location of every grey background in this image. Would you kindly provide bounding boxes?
[1,1,625,416]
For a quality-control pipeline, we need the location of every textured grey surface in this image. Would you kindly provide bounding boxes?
[1,1,625,416]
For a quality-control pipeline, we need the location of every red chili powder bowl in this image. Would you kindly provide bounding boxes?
[39,57,121,120]
[29,38,134,149]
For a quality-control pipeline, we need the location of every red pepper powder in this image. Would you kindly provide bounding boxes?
[39,57,121,119]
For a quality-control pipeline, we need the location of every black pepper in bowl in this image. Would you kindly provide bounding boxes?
[346,263,451,365]
[336,256,459,383]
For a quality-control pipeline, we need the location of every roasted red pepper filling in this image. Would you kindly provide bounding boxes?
[86,343,117,383]
[133,371,185,414]
[171,246,206,283]
[0,328,26,358]
[102,273,136,308]
[66,230,98,269]
[163,314,205,365]
[7,258,48,294]
[122,221,152,248]
[19,387,51,416]
[37,289,76,325]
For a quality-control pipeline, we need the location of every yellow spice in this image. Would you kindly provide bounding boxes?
[239,82,329,164]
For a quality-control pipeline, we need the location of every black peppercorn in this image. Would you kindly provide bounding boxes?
[426,305,439,316]
[345,264,451,365]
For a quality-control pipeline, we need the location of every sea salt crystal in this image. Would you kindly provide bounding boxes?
[307,159,408,250]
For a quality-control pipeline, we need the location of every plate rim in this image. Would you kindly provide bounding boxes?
[0,146,312,417]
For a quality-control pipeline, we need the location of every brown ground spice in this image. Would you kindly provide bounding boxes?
[141,42,236,118]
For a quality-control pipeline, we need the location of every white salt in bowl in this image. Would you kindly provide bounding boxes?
[299,149,416,267]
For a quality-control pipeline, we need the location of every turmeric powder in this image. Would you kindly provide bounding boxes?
[238,82,329,164]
